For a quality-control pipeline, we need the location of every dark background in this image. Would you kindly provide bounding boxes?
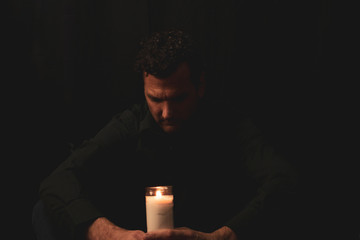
[5,0,358,239]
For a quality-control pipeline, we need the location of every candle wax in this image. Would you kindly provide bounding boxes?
[145,195,174,232]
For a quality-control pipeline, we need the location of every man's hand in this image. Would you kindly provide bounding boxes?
[86,217,146,240]
[86,218,237,240]
[144,226,237,240]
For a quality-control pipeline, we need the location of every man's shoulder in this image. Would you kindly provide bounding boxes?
[112,102,149,132]
[116,102,148,120]
[201,98,262,138]
[202,98,251,122]
[90,102,149,147]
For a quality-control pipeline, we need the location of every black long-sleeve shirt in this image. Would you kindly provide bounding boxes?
[39,101,298,239]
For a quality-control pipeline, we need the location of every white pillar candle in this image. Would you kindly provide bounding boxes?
[145,186,174,232]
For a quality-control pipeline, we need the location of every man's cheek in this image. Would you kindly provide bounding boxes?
[148,106,160,122]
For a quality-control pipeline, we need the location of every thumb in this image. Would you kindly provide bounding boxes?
[175,227,192,231]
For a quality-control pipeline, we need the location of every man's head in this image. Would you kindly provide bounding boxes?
[135,29,205,134]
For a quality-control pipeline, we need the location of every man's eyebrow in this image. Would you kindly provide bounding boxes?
[147,92,188,102]
[147,93,163,101]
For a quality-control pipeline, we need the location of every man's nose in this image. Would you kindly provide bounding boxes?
[161,102,173,120]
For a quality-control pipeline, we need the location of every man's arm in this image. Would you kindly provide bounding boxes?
[39,107,143,238]
[86,217,146,240]
[39,139,105,237]
[224,116,299,238]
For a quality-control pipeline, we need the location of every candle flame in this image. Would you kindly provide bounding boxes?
[155,190,162,198]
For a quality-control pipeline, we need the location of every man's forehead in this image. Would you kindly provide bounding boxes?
[146,87,185,99]
[144,74,192,91]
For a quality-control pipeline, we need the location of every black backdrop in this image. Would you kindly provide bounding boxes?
[6,0,358,239]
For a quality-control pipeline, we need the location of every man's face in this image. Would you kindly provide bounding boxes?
[144,62,205,134]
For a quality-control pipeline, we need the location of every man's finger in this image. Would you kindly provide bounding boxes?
[175,227,191,230]
[145,228,198,240]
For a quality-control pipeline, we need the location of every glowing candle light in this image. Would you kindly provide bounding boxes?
[145,186,174,232]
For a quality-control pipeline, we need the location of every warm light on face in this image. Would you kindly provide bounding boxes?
[143,62,205,134]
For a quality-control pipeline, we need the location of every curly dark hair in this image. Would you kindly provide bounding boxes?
[134,29,204,86]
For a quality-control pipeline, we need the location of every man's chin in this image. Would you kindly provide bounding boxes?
[161,124,181,134]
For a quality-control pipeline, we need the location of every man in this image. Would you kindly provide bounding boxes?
[33,29,298,240]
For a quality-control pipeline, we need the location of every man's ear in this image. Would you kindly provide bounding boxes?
[198,72,206,98]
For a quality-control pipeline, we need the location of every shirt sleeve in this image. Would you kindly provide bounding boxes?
[224,117,298,239]
[39,109,139,238]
